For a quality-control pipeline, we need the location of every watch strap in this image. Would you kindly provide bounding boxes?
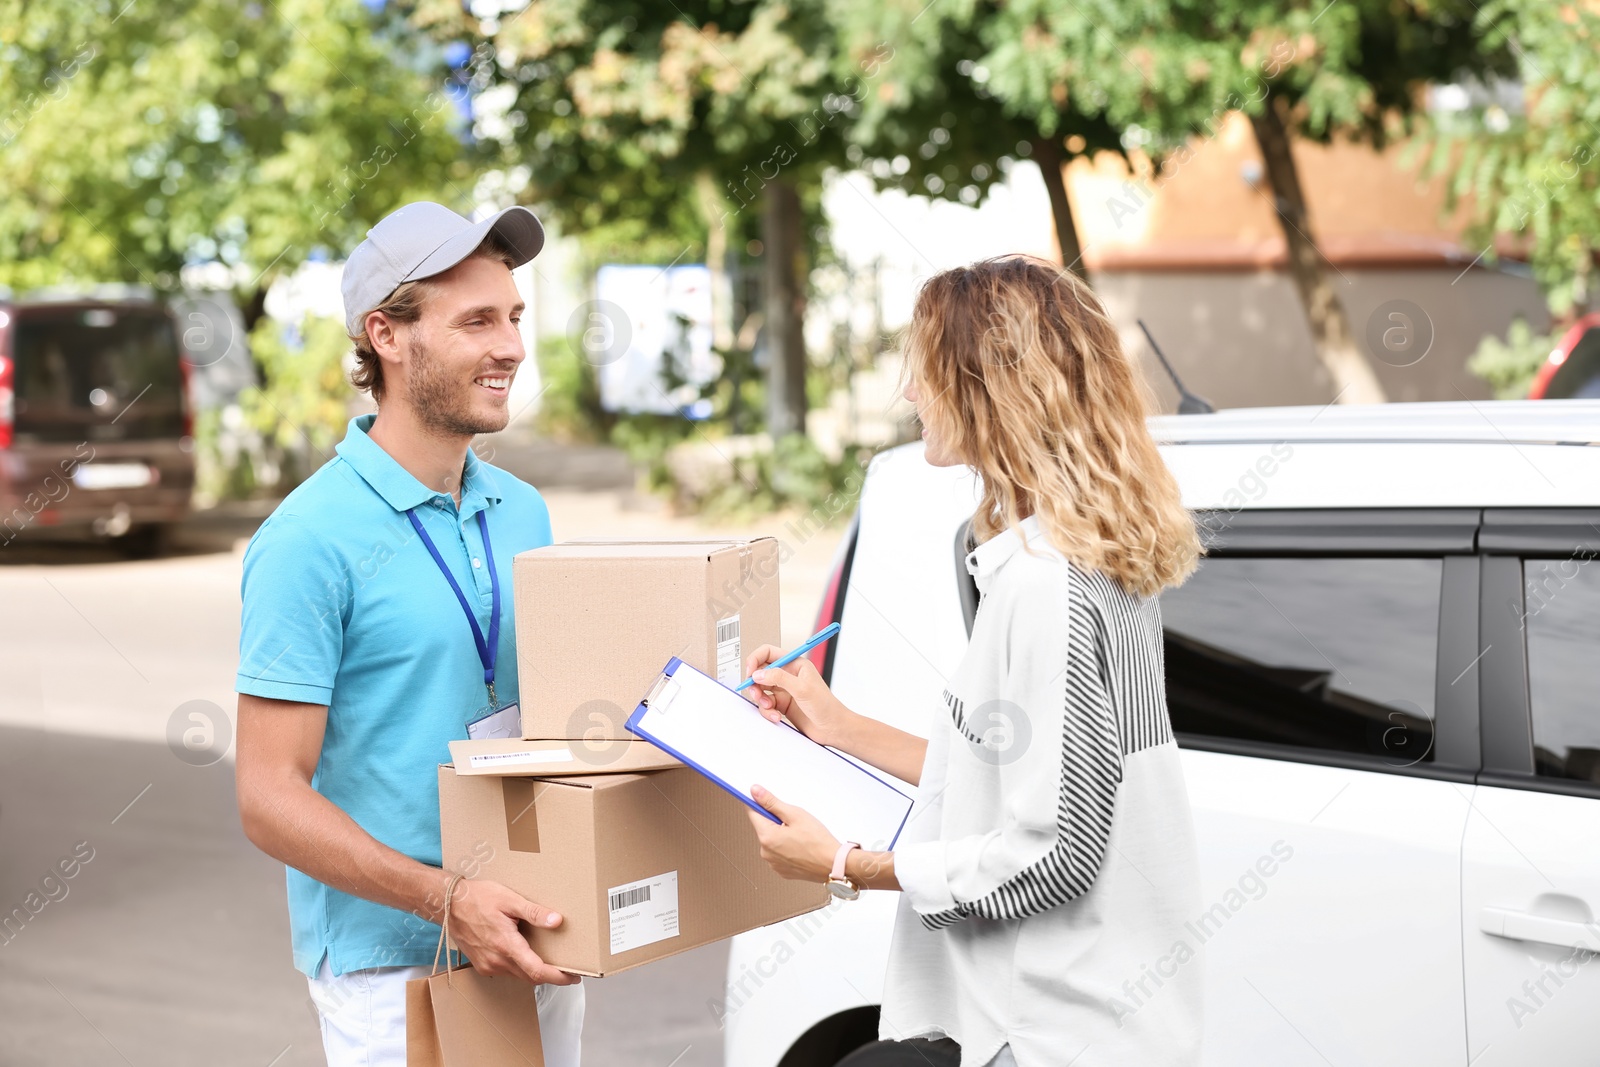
[831,840,861,882]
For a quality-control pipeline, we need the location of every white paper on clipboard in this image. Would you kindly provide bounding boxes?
[627,659,914,849]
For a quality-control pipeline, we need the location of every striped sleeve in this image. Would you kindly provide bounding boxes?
[907,582,1126,929]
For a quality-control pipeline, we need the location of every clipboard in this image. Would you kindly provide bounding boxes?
[626,657,914,849]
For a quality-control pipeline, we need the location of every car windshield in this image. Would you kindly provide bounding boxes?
[12,305,185,442]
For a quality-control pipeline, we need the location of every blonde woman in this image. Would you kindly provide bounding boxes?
[743,256,1204,1067]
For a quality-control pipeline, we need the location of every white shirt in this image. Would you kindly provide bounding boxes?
[882,516,1203,1067]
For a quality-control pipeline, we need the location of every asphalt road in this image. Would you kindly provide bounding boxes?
[0,489,845,1067]
[0,724,731,1067]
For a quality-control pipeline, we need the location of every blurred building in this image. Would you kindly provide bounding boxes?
[1067,111,1546,409]
[820,109,1548,415]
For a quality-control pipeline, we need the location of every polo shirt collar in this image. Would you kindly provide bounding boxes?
[461,445,503,508]
[334,414,503,514]
[965,513,1044,592]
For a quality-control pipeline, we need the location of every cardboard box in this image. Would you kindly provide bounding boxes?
[514,538,781,740]
[438,763,826,978]
[447,738,680,777]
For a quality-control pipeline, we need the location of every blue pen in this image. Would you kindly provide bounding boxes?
[733,622,841,692]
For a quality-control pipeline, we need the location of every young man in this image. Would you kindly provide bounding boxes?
[234,202,584,1067]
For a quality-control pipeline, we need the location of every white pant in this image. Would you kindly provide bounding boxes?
[308,959,585,1067]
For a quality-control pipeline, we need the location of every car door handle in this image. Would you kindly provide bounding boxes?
[1479,907,1600,952]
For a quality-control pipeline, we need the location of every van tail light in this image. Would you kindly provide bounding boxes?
[178,353,194,440]
[0,354,13,452]
[806,513,859,684]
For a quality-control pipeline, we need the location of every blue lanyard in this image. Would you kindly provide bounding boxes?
[406,507,501,708]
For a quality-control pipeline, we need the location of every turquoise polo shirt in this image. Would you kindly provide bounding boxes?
[236,413,553,978]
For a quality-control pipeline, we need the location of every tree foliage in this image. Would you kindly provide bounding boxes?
[480,0,862,434]
[830,0,1134,274]
[1428,0,1600,315]
[1042,0,1511,401]
[0,0,467,322]
[480,2,851,260]
[1467,317,1555,399]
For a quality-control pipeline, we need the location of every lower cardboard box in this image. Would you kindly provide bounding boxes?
[437,763,828,978]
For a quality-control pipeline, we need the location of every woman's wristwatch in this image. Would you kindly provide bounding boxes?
[827,841,862,900]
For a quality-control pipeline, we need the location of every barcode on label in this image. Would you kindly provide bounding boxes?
[715,614,742,687]
[610,885,652,911]
[607,871,678,953]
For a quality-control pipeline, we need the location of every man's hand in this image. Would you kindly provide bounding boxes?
[448,879,582,986]
[236,696,582,984]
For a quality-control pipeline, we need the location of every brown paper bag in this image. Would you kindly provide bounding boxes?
[406,965,545,1066]
[407,884,544,1066]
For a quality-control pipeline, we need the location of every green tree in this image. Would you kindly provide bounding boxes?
[483,1,859,438]
[0,0,468,330]
[1467,318,1556,399]
[1074,0,1511,402]
[832,1,1131,279]
[1428,0,1599,318]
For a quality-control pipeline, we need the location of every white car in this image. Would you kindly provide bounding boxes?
[723,400,1600,1067]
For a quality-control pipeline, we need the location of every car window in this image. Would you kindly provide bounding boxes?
[1547,324,1600,399]
[1160,557,1442,767]
[1524,558,1600,784]
[13,306,184,441]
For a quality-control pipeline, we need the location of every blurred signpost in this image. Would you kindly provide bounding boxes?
[594,265,718,417]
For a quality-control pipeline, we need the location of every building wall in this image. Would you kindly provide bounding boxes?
[1052,111,1546,410]
[1067,112,1483,270]
[1098,265,1548,411]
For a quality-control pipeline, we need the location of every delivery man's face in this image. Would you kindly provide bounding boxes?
[400,255,525,437]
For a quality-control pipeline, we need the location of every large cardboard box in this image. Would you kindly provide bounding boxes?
[514,538,781,740]
[438,763,826,977]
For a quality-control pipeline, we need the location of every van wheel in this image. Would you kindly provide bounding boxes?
[118,524,172,559]
[837,1040,962,1067]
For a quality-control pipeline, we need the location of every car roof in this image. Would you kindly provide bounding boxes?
[1148,399,1600,446]
[869,401,1600,512]
[1158,400,1600,510]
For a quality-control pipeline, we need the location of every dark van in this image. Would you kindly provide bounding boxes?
[0,295,195,553]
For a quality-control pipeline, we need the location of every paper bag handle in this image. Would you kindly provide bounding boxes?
[432,873,467,983]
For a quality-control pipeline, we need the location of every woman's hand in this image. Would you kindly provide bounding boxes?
[746,785,838,882]
[741,644,855,749]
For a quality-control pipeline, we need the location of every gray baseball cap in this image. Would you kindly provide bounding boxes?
[340,201,545,336]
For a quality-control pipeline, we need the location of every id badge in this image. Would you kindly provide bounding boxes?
[467,702,522,741]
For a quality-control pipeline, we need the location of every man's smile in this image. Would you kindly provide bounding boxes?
[473,372,512,396]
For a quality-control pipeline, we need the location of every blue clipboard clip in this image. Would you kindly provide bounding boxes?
[627,657,783,824]
[626,654,913,846]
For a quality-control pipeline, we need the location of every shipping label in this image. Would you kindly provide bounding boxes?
[715,615,742,687]
[607,870,680,954]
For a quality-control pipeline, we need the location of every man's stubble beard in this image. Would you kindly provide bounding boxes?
[404,331,511,437]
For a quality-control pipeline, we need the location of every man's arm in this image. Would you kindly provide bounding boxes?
[235,693,578,985]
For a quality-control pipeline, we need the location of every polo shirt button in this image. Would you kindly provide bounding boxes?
[472,558,481,568]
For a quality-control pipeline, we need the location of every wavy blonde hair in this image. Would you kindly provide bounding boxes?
[903,256,1199,597]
